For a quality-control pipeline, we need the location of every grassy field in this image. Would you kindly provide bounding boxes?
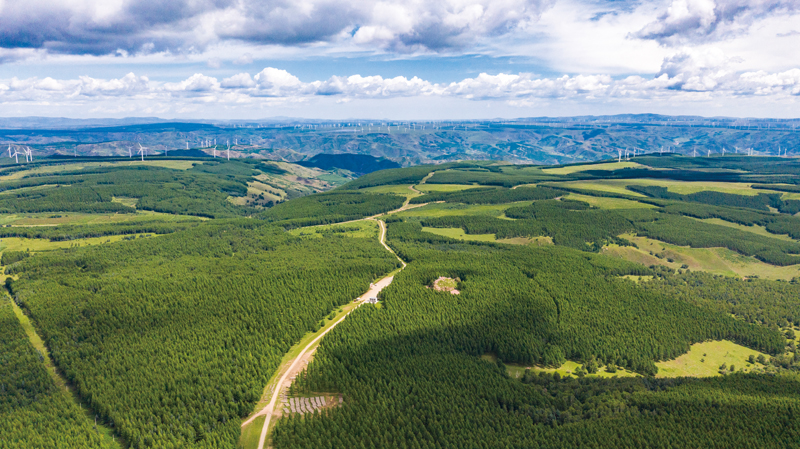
[111,196,139,208]
[496,236,553,246]
[394,201,531,219]
[564,193,655,209]
[415,184,481,192]
[0,160,200,180]
[542,161,644,175]
[556,179,785,197]
[553,180,648,197]
[620,275,655,283]
[602,234,800,280]
[0,210,201,226]
[420,226,553,246]
[239,415,265,449]
[289,220,379,239]
[696,218,800,242]
[481,355,639,379]
[656,340,770,378]
[359,184,422,200]
[0,234,156,253]
[421,227,497,242]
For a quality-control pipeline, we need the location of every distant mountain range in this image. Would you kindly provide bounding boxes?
[0,115,797,166]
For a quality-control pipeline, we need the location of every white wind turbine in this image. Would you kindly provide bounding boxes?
[11,148,21,163]
[137,143,147,161]
[128,146,133,158]
[226,140,230,160]
[25,147,32,162]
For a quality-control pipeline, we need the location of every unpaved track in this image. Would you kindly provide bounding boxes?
[246,218,404,449]
[245,180,426,448]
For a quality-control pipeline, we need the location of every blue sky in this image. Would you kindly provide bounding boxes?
[0,0,798,119]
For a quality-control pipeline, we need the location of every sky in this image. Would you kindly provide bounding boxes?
[0,0,798,120]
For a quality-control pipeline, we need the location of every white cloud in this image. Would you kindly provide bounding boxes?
[165,74,220,92]
[78,72,150,96]
[221,73,255,89]
[635,0,799,44]
[2,64,798,114]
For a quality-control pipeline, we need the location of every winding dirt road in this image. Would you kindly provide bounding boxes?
[244,218,405,449]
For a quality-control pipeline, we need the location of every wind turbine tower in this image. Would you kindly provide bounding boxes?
[137,143,147,161]
[226,141,230,160]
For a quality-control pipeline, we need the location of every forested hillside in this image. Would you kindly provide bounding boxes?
[6,221,398,448]
[2,154,799,449]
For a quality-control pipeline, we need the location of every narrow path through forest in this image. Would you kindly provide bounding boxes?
[3,280,121,447]
[246,217,408,449]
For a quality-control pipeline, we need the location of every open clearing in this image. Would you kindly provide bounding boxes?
[421,227,496,242]
[656,340,770,378]
[542,161,644,175]
[415,184,482,192]
[555,179,786,197]
[0,210,201,226]
[564,193,655,209]
[420,227,553,246]
[0,234,156,253]
[0,160,199,180]
[695,218,799,242]
[481,355,639,379]
[289,220,378,239]
[395,201,532,219]
[359,184,423,200]
[602,234,800,280]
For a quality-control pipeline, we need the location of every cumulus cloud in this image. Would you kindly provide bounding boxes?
[634,0,799,44]
[2,64,799,112]
[0,0,553,56]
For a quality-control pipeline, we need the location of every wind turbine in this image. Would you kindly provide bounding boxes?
[226,140,230,160]
[128,146,133,158]
[11,149,20,163]
[617,148,622,163]
[25,147,32,162]
[137,143,147,161]
[6,146,11,158]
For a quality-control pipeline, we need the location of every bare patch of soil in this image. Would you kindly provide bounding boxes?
[431,276,460,294]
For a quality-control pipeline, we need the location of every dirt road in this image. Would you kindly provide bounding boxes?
[244,219,404,449]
